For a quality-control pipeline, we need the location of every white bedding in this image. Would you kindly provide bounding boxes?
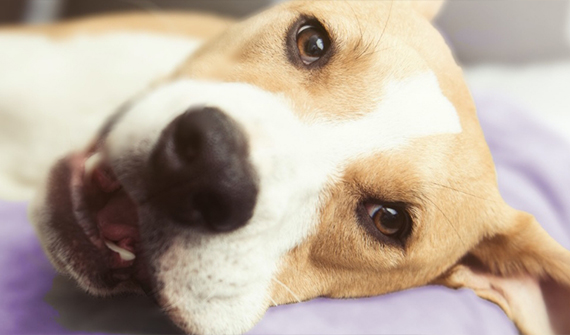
[464,61,570,144]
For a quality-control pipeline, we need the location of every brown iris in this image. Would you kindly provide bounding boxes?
[369,205,408,236]
[296,24,330,65]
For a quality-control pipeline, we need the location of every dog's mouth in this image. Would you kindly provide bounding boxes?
[81,151,139,267]
[48,145,152,293]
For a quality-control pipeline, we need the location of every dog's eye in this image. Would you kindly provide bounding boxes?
[296,23,331,65]
[366,204,409,237]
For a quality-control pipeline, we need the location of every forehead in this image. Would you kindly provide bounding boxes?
[159,0,499,204]
[176,1,474,126]
[166,1,496,202]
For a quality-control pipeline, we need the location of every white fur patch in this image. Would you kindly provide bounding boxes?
[312,72,462,161]
[104,73,460,333]
[0,32,200,200]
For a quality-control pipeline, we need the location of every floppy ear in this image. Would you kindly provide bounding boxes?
[403,0,446,21]
[436,211,570,335]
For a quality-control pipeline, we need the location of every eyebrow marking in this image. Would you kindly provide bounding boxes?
[310,72,462,162]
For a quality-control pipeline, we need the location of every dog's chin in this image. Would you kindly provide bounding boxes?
[30,147,153,297]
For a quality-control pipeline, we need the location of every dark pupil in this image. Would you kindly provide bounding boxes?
[380,207,402,230]
[304,33,325,57]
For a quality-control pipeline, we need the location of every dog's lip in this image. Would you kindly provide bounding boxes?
[64,147,150,286]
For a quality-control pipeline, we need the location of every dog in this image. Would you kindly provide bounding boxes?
[1,1,569,334]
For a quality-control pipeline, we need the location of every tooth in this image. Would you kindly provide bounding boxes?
[104,240,136,261]
[85,153,103,180]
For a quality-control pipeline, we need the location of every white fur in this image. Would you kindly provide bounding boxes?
[0,32,200,200]
[104,73,461,333]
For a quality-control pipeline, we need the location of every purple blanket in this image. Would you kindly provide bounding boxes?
[2,94,569,334]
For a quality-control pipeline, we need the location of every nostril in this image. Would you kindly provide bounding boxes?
[174,126,201,162]
[193,192,233,232]
[172,111,203,162]
[148,106,258,233]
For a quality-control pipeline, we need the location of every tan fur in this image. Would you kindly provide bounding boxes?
[1,12,233,40]
[168,3,570,333]
[8,1,570,334]
[173,2,442,121]
[173,2,570,333]
[161,0,499,306]
[404,0,446,21]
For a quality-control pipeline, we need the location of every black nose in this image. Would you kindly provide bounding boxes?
[147,107,258,232]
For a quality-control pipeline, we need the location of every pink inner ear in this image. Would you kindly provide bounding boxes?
[461,265,570,334]
[541,277,570,333]
[445,261,553,334]
[468,270,551,334]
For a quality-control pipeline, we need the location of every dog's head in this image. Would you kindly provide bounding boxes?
[30,1,570,334]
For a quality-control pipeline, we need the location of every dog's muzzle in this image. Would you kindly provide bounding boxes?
[32,80,315,333]
[31,104,260,294]
[144,107,259,232]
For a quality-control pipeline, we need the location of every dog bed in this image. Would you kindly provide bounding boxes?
[2,93,569,335]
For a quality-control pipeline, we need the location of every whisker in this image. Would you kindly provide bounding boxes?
[271,278,301,303]
[423,196,467,249]
[348,3,365,53]
[268,295,279,307]
[353,1,394,61]
[428,182,497,202]
[378,1,394,48]
[161,302,179,314]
